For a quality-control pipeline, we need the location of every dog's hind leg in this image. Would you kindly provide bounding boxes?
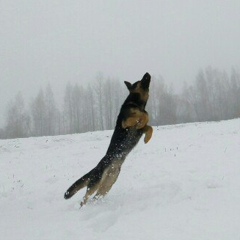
[80,182,100,207]
[142,125,153,143]
[93,164,121,201]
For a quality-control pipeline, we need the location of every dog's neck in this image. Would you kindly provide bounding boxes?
[123,93,146,110]
[125,101,145,110]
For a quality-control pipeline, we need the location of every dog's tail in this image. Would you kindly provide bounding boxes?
[64,171,91,199]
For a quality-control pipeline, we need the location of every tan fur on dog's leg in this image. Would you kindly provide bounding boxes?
[122,117,139,128]
[135,113,149,129]
[122,110,149,129]
[94,164,121,199]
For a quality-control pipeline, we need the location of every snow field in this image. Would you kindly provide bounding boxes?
[0,119,240,240]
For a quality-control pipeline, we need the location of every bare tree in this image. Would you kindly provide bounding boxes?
[63,83,74,134]
[31,89,46,136]
[229,68,240,118]
[5,92,30,138]
[45,84,58,135]
[93,73,105,130]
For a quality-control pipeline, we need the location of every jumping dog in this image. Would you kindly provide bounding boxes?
[64,72,153,206]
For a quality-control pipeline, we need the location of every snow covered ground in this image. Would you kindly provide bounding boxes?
[1,119,240,240]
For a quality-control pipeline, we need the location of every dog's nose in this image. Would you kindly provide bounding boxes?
[141,72,151,89]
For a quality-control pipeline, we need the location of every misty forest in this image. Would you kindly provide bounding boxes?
[1,67,240,139]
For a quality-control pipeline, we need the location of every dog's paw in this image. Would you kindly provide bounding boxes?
[144,126,153,143]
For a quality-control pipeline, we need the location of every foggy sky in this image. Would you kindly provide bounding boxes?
[1,0,240,126]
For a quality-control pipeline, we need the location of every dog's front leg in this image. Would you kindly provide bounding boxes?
[122,108,149,129]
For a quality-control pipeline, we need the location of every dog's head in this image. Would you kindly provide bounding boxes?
[124,72,151,102]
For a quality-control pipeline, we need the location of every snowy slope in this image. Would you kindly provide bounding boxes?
[0,119,240,240]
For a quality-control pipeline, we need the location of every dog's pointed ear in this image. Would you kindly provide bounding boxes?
[124,81,132,90]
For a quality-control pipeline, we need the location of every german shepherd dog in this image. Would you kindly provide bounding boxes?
[64,73,153,206]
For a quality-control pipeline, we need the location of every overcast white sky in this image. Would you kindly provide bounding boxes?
[1,0,240,126]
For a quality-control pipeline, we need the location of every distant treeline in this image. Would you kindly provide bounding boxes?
[0,67,240,139]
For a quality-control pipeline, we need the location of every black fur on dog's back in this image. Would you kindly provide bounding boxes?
[64,72,152,206]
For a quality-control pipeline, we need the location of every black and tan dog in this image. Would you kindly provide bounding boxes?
[64,72,153,206]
